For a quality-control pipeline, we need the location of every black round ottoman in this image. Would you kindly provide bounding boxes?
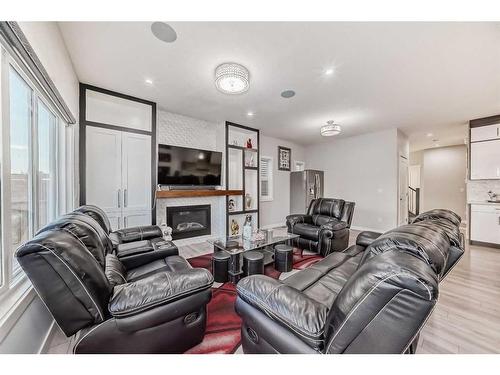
[274,244,293,272]
[212,251,230,283]
[242,251,264,277]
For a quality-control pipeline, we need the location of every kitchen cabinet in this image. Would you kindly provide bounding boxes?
[470,140,500,180]
[470,204,500,245]
[470,124,500,142]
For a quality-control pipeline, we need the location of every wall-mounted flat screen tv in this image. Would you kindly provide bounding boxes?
[158,144,222,187]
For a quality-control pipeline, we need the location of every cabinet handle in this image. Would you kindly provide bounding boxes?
[124,217,128,228]
[124,189,128,208]
[117,189,121,208]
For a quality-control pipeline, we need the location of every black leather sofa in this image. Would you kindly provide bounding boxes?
[236,209,464,354]
[286,198,355,256]
[74,205,178,269]
[16,209,214,353]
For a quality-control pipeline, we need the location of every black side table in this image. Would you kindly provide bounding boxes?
[212,251,231,283]
[242,251,264,277]
[274,244,293,272]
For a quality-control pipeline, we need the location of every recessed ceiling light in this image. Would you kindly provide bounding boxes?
[281,90,296,98]
[215,63,250,94]
[434,143,440,147]
[145,78,153,85]
[247,111,254,117]
[427,132,433,137]
[324,68,334,76]
[151,22,177,43]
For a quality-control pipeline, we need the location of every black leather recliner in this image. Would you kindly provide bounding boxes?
[286,198,355,256]
[16,213,214,353]
[74,205,178,269]
[236,209,464,354]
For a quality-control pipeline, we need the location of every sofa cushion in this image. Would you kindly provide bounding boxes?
[126,255,191,282]
[308,198,345,219]
[412,208,461,227]
[105,254,127,287]
[293,223,321,241]
[284,247,365,307]
[364,223,450,277]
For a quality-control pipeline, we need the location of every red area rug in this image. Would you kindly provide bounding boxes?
[185,248,322,354]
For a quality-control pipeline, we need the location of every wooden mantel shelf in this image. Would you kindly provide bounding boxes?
[156,189,243,198]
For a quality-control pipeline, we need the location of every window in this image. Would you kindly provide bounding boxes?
[260,156,273,202]
[1,49,61,294]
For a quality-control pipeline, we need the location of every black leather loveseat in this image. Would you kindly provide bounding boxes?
[286,198,355,256]
[236,209,464,354]
[15,208,214,353]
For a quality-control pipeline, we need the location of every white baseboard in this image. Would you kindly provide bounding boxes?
[38,320,56,354]
[350,225,384,233]
[260,223,286,230]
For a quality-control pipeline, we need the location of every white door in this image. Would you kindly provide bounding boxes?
[409,165,421,188]
[107,212,122,231]
[398,156,409,225]
[470,140,500,180]
[124,211,151,228]
[86,126,122,213]
[122,132,152,212]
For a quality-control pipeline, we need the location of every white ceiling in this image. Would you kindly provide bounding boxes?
[58,22,500,148]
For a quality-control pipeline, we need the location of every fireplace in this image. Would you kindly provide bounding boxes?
[167,204,211,240]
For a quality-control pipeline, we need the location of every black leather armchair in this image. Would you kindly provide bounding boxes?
[17,215,214,353]
[286,198,355,256]
[74,205,178,269]
[236,209,464,354]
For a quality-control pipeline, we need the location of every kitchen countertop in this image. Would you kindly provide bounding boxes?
[469,200,500,206]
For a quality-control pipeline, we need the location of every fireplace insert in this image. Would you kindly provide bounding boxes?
[167,204,211,240]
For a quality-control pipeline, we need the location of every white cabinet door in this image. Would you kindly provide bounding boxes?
[123,211,152,228]
[471,124,500,142]
[107,212,122,231]
[122,132,152,213]
[86,126,123,212]
[471,205,500,244]
[470,140,500,180]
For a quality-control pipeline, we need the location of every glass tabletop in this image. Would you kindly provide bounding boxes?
[207,228,299,254]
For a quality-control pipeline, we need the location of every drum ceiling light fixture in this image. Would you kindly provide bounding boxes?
[320,120,342,137]
[215,62,250,94]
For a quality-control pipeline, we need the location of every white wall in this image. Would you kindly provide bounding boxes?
[259,135,305,228]
[0,22,79,354]
[410,145,467,219]
[305,129,399,232]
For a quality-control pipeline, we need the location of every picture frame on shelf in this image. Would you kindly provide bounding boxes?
[278,146,291,171]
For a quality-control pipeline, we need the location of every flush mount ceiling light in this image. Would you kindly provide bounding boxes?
[151,22,177,43]
[320,120,342,137]
[214,63,250,94]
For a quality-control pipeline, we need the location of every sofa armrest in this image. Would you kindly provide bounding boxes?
[356,231,382,247]
[236,275,328,344]
[109,268,213,318]
[286,214,312,232]
[109,225,163,246]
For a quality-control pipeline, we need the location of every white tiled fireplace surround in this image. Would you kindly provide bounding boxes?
[156,110,226,246]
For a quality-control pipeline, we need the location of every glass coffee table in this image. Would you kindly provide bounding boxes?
[207,228,299,283]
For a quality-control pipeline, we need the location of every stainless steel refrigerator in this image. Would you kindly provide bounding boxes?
[290,169,324,214]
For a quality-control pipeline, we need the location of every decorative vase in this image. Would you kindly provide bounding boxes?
[245,194,252,209]
[243,215,253,239]
[246,138,253,148]
[228,198,235,211]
